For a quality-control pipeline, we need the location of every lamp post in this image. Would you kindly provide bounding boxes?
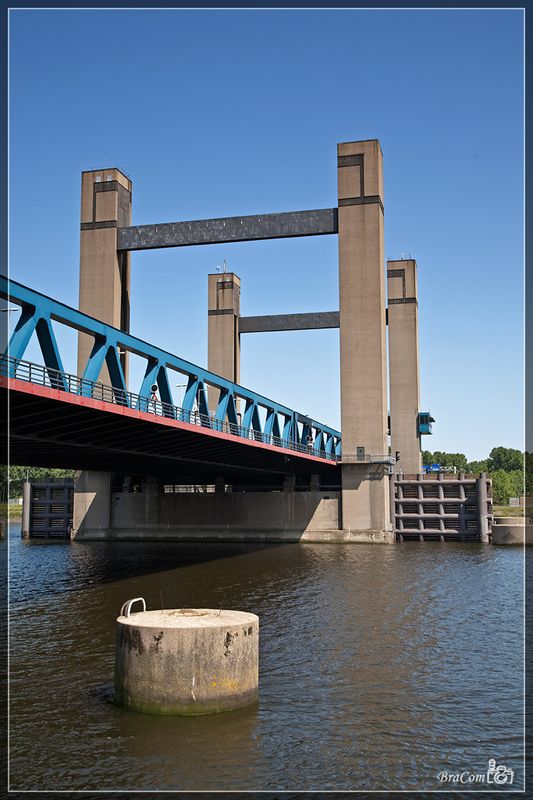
[176,383,187,408]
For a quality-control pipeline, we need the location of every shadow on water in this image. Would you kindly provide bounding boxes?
[9,523,295,600]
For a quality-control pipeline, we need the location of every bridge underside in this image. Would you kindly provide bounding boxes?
[2,380,341,488]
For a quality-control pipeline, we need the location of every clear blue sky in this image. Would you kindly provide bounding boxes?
[8,8,524,460]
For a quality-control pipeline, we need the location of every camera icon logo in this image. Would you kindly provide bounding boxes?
[486,758,514,785]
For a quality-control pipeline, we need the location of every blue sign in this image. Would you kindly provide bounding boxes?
[431,464,441,471]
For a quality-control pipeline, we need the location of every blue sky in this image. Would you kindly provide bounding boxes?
[8,8,524,460]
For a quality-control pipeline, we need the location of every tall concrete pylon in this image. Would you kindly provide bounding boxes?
[207,271,240,413]
[337,140,392,540]
[387,258,422,475]
[78,168,132,381]
[74,168,132,540]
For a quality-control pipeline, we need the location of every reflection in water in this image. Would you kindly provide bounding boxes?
[7,525,524,791]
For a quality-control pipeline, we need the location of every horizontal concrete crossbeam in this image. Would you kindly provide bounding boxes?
[117,208,339,251]
[239,311,340,333]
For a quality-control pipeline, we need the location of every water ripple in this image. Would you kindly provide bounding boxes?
[6,527,525,791]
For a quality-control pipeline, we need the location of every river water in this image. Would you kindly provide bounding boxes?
[5,523,526,792]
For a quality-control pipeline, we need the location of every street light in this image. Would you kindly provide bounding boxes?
[175,383,187,408]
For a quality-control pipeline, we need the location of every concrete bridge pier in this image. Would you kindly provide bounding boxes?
[337,140,392,542]
[72,470,111,538]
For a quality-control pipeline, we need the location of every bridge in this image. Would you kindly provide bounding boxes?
[1,277,345,487]
[4,138,432,542]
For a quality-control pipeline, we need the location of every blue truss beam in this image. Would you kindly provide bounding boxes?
[1,277,342,454]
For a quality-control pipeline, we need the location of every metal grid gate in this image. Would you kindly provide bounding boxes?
[23,480,74,539]
[392,473,492,542]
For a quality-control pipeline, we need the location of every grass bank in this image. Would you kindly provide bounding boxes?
[493,505,527,518]
[0,503,22,519]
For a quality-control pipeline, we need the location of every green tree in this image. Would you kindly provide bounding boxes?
[0,465,7,502]
[1,465,75,500]
[491,469,524,505]
[466,459,489,474]
[422,451,469,471]
[487,447,523,473]
[421,447,525,481]
[525,452,533,495]
[509,469,525,498]
[431,452,468,472]
[491,470,513,504]
[422,450,433,466]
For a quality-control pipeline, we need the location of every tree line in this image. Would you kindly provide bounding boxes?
[422,447,528,506]
[0,465,75,503]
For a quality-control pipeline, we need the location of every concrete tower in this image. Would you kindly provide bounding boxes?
[207,271,240,412]
[387,258,422,475]
[337,140,391,540]
[78,168,132,381]
[74,168,132,540]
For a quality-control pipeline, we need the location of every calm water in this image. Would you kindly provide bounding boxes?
[6,523,526,792]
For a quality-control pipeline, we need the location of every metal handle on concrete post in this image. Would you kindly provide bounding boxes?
[120,597,146,617]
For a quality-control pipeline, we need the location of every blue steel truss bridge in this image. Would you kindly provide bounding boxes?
[1,277,356,488]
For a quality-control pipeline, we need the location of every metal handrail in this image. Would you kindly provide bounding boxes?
[120,597,147,617]
[338,454,395,464]
[2,355,341,463]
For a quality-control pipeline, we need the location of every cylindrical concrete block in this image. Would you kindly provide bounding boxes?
[114,599,259,715]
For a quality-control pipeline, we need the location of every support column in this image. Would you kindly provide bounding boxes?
[78,168,132,382]
[207,272,240,414]
[72,470,111,539]
[477,472,490,543]
[22,480,31,538]
[337,139,391,540]
[387,259,421,475]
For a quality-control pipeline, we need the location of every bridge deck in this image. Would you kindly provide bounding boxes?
[2,377,341,487]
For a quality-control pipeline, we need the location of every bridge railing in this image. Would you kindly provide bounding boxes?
[1,355,340,462]
[338,454,395,465]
